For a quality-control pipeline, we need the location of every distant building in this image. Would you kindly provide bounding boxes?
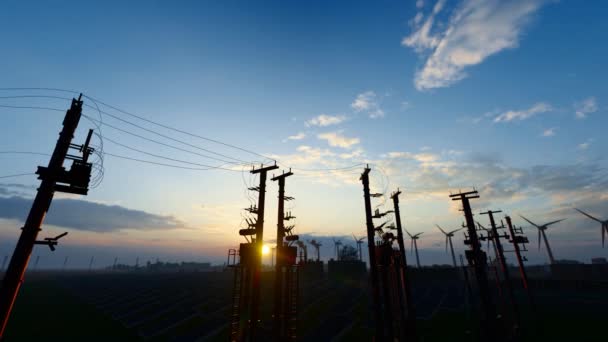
[554,259,581,265]
[591,257,607,264]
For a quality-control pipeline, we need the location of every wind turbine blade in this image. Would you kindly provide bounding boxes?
[449,227,465,235]
[404,229,413,238]
[538,229,541,251]
[543,218,566,227]
[436,224,447,235]
[575,208,603,223]
[352,233,357,243]
[411,238,414,254]
[519,215,540,229]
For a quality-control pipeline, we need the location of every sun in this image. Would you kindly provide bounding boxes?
[262,245,270,255]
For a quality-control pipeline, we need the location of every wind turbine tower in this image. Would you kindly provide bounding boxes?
[436,225,463,268]
[352,234,366,261]
[519,215,565,265]
[575,208,608,247]
[405,229,423,268]
[307,240,322,261]
[332,238,342,261]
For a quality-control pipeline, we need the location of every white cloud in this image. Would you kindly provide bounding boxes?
[305,114,346,127]
[317,132,360,149]
[542,127,556,137]
[578,141,591,150]
[574,97,598,119]
[286,132,306,141]
[416,0,425,9]
[493,102,551,123]
[351,91,384,118]
[403,0,546,90]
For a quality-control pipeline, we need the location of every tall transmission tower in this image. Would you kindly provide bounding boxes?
[481,210,520,337]
[229,163,278,341]
[450,190,497,340]
[271,170,299,341]
[505,216,535,312]
[0,95,94,337]
[390,189,417,340]
[360,166,384,340]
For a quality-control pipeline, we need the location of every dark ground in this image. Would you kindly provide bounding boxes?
[2,269,607,341]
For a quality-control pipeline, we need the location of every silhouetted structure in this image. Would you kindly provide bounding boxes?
[436,224,464,268]
[0,95,95,338]
[519,215,565,265]
[450,190,497,340]
[229,163,277,342]
[575,208,608,247]
[481,210,520,337]
[271,170,299,341]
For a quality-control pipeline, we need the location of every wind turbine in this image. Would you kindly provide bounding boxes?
[332,238,342,261]
[519,215,565,265]
[352,234,366,261]
[436,225,464,268]
[405,229,423,268]
[307,240,322,261]
[575,208,608,248]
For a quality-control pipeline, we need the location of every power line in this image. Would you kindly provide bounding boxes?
[103,152,241,172]
[0,173,35,180]
[102,135,242,171]
[0,89,367,172]
[82,94,275,163]
[82,108,254,164]
[82,114,245,165]
[0,104,64,112]
[0,151,50,157]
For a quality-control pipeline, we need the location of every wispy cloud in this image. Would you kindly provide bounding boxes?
[351,91,384,118]
[494,102,551,123]
[305,114,346,127]
[578,140,591,150]
[542,127,556,137]
[285,132,306,141]
[574,97,598,119]
[403,0,546,90]
[317,131,360,149]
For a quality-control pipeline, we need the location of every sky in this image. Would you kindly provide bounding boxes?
[0,0,607,269]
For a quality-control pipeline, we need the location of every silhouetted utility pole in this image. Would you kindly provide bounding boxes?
[450,191,497,341]
[271,169,296,341]
[505,216,535,312]
[0,95,94,337]
[360,166,383,340]
[390,188,417,340]
[481,210,520,335]
[249,163,278,341]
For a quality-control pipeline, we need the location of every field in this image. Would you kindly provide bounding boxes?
[3,268,607,341]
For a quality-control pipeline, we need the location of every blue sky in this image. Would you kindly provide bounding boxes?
[0,0,607,268]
